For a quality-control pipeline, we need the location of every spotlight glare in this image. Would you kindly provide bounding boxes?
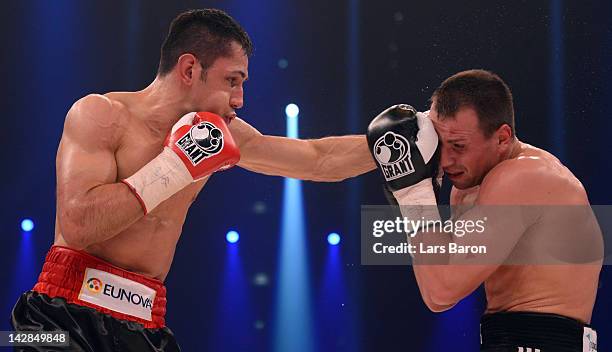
[253,272,270,286]
[278,58,289,69]
[327,232,340,246]
[21,219,34,232]
[285,103,299,118]
[254,320,265,330]
[226,230,240,244]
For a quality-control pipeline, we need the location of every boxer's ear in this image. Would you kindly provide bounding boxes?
[496,124,513,146]
[176,53,198,85]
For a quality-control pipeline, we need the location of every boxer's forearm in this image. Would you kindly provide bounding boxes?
[410,228,489,311]
[424,300,456,313]
[413,265,460,309]
[239,135,376,181]
[307,135,377,181]
[57,183,144,249]
[410,231,459,310]
[413,261,494,311]
[414,270,457,312]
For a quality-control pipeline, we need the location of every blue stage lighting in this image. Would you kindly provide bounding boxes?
[226,230,240,244]
[327,233,341,245]
[274,106,314,352]
[21,219,34,232]
[278,58,289,69]
[285,104,299,119]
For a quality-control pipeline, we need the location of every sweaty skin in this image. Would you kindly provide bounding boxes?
[412,106,602,323]
[55,41,376,281]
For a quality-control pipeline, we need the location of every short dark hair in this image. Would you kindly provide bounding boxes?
[431,69,515,138]
[157,9,253,76]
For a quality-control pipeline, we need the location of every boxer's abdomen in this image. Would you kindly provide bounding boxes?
[484,264,599,324]
[55,180,207,281]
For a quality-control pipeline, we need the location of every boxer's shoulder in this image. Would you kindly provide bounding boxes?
[478,146,586,204]
[70,93,129,123]
[450,186,479,206]
[64,94,130,149]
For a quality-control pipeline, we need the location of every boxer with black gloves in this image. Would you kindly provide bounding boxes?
[367,70,601,352]
[366,104,440,206]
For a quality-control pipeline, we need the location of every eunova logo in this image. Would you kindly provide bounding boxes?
[86,278,103,294]
[102,284,153,310]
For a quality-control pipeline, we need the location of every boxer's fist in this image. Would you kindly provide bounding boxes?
[123,112,240,214]
[165,112,240,180]
[366,104,440,205]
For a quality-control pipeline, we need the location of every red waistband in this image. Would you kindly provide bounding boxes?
[33,245,167,329]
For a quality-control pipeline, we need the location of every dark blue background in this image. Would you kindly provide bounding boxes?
[1,1,610,351]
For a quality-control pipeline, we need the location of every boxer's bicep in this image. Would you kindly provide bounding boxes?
[57,95,120,198]
[438,207,526,296]
[56,96,126,233]
[415,215,524,309]
[55,96,146,247]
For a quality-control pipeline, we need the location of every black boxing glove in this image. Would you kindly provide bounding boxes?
[366,104,440,206]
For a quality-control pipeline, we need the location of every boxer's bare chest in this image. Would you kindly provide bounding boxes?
[116,112,209,206]
[86,111,208,280]
[456,149,597,321]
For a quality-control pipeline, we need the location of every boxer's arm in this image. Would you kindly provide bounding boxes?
[56,95,143,249]
[410,187,480,312]
[412,161,537,311]
[230,117,376,181]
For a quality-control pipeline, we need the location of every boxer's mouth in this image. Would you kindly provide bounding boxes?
[445,170,464,179]
[224,113,237,124]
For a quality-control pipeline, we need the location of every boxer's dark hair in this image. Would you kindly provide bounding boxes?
[158,9,253,77]
[431,69,515,138]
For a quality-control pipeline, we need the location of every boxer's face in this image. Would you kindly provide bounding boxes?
[430,104,504,189]
[189,41,248,124]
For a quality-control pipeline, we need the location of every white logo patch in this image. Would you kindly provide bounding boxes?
[583,327,597,352]
[78,268,156,321]
[372,131,414,181]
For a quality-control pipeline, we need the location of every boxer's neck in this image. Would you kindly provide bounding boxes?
[136,76,193,132]
[504,138,522,161]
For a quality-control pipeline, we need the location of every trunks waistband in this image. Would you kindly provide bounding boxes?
[33,245,167,329]
[480,311,597,352]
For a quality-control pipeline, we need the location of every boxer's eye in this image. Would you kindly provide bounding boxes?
[227,77,240,88]
[453,144,465,151]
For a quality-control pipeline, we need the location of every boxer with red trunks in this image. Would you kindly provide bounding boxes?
[10,9,375,351]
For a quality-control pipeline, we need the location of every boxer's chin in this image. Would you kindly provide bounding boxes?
[449,174,476,190]
[452,183,471,190]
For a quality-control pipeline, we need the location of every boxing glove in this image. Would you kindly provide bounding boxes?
[123,112,240,214]
[366,104,440,206]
